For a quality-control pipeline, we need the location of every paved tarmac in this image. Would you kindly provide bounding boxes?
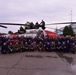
[0,52,76,75]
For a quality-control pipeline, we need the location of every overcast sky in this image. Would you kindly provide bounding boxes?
[0,0,76,33]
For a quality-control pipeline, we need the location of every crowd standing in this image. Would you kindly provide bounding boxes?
[0,33,76,54]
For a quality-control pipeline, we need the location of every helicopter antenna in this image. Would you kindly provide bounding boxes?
[71,10,72,25]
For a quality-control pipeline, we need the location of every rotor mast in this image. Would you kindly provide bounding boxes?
[71,10,72,25]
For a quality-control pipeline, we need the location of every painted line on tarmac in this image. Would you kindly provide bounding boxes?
[56,52,70,65]
[6,54,24,75]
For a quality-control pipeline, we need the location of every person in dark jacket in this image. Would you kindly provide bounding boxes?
[1,43,7,54]
[56,42,62,52]
[38,42,44,51]
[45,42,51,52]
[40,20,45,30]
[66,40,71,53]
[62,42,67,53]
[8,42,14,53]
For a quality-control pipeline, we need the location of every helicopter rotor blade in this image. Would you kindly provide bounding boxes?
[46,22,76,25]
[0,25,7,28]
[1,22,76,26]
[0,23,25,26]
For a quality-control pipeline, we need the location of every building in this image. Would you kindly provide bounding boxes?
[55,24,76,35]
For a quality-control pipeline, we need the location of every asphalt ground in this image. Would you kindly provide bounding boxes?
[0,51,76,75]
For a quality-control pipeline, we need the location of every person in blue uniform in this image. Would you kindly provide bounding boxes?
[38,41,44,51]
[45,42,51,52]
[62,42,67,53]
[51,42,56,51]
[66,40,71,53]
[56,42,62,52]
[2,43,7,54]
[25,42,29,51]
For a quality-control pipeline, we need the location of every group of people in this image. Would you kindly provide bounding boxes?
[0,33,76,54]
[26,20,45,30]
[18,20,45,34]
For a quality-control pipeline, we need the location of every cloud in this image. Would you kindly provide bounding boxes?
[0,0,76,33]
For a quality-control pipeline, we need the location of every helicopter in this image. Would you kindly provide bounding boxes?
[0,21,76,35]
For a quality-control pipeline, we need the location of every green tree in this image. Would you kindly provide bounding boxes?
[63,25,75,36]
[63,26,69,36]
[68,26,75,36]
